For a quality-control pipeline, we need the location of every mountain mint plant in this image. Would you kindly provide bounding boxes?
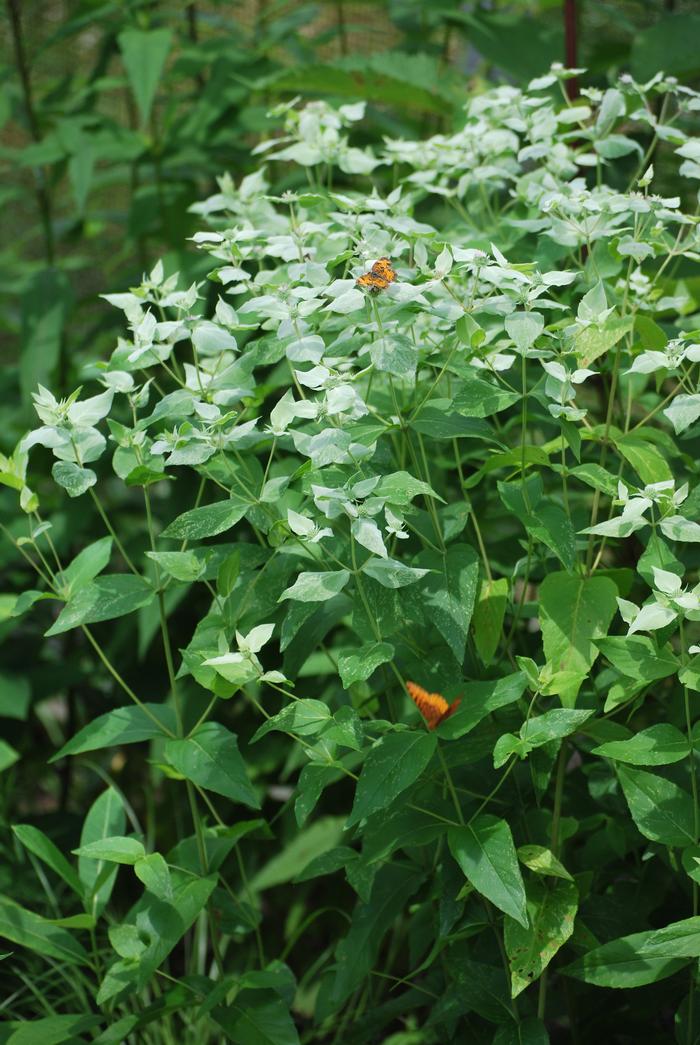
[4,65,700,1043]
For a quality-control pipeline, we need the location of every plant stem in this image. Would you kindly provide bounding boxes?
[6,0,55,265]
[89,489,139,576]
[81,626,175,736]
[537,741,568,1021]
[681,619,699,1044]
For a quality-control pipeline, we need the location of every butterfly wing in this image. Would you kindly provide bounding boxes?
[372,257,397,284]
[356,257,396,292]
[437,698,462,725]
[356,271,388,291]
[406,680,450,730]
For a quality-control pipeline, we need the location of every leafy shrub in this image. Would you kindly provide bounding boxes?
[4,65,700,1043]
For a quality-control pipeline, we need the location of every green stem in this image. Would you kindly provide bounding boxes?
[89,489,139,576]
[682,620,699,1044]
[81,626,175,736]
[537,741,568,1021]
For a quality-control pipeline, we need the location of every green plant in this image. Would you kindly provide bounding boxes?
[0,0,470,436]
[4,64,700,1043]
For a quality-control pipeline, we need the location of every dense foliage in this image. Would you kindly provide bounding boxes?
[4,0,700,432]
[5,55,700,1044]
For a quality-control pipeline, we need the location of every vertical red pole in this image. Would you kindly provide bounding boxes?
[564,0,580,100]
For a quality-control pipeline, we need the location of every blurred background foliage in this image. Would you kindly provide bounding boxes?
[3,0,700,440]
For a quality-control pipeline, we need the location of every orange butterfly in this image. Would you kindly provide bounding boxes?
[356,257,397,293]
[406,680,461,730]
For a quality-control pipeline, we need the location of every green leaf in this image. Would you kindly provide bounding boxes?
[412,544,479,662]
[250,699,331,742]
[539,572,618,706]
[664,393,700,435]
[361,557,429,589]
[12,825,83,897]
[213,992,300,1045]
[0,672,31,720]
[473,577,509,664]
[50,703,175,761]
[161,497,249,540]
[73,836,145,865]
[251,817,345,892]
[566,463,619,497]
[637,533,683,588]
[438,673,528,740]
[46,575,155,636]
[505,311,544,353]
[505,877,578,997]
[51,461,96,498]
[294,764,341,826]
[337,641,394,687]
[134,853,172,900]
[97,873,216,1004]
[118,28,172,125]
[453,374,520,418]
[265,52,456,115]
[498,480,576,571]
[78,786,126,917]
[6,1015,102,1045]
[492,1018,550,1045]
[376,470,443,506]
[0,739,19,772]
[449,816,528,927]
[593,724,689,766]
[574,316,633,367]
[369,334,417,377]
[164,722,259,808]
[565,915,700,987]
[618,765,696,846]
[411,402,493,441]
[217,551,240,597]
[521,709,593,746]
[517,845,573,881]
[496,709,592,766]
[617,434,672,485]
[145,550,205,582]
[596,87,625,136]
[0,896,89,966]
[295,846,358,883]
[328,863,424,1008]
[58,537,112,592]
[279,569,351,602]
[595,635,679,682]
[347,731,437,827]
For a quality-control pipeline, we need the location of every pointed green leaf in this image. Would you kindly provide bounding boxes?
[413,544,479,661]
[73,836,145,865]
[12,825,83,897]
[50,703,175,761]
[617,765,696,846]
[161,497,248,540]
[46,575,155,636]
[505,876,578,997]
[539,572,618,706]
[593,724,689,766]
[0,897,89,966]
[337,641,394,687]
[449,815,528,927]
[347,731,437,827]
[78,787,126,917]
[164,722,259,808]
[118,28,172,125]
